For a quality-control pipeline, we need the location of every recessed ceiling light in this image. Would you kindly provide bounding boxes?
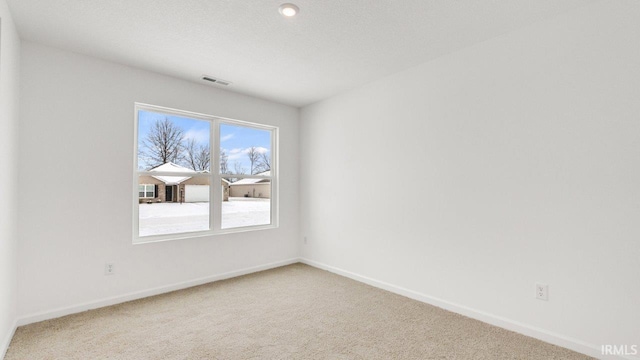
[279,3,299,17]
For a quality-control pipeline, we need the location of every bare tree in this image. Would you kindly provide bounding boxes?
[184,139,198,170]
[220,149,229,174]
[256,152,271,173]
[233,162,246,175]
[247,147,261,174]
[195,144,210,171]
[225,162,246,184]
[141,118,184,168]
[184,139,210,171]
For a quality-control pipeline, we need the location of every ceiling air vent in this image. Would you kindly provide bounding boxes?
[202,75,231,86]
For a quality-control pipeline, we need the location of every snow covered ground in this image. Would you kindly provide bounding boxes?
[139,198,271,237]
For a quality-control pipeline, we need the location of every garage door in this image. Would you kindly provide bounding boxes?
[185,185,210,202]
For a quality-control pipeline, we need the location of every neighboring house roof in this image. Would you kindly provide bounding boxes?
[148,162,230,185]
[149,162,198,185]
[231,171,271,186]
[149,162,197,172]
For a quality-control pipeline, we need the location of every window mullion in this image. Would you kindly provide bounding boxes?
[271,127,278,228]
[212,119,221,232]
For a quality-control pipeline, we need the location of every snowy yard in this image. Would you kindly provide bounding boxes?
[139,198,271,237]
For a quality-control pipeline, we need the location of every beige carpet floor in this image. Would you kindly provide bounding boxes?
[6,264,593,360]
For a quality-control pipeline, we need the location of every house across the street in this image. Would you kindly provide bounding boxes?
[138,162,229,203]
[229,171,271,199]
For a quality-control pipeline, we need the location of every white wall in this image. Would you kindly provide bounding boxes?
[17,42,299,319]
[0,0,20,357]
[301,1,639,358]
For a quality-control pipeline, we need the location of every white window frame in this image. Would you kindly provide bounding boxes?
[138,184,156,199]
[133,103,279,244]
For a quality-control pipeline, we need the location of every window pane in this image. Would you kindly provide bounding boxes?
[139,192,145,198]
[137,109,211,172]
[138,176,210,237]
[222,177,271,229]
[220,124,271,175]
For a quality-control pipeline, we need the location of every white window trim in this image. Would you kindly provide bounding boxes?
[133,103,279,244]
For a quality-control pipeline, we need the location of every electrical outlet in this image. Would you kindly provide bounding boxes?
[536,283,548,301]
[105,263,115,275]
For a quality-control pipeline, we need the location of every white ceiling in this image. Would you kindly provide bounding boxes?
[7,0,595,107]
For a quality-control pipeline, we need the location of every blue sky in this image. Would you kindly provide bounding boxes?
[220,123,271,174]
[138,109,271,172]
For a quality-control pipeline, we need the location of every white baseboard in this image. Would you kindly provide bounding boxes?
[300,258,635,360]
[16,258,299,327]
[0,318,18,360]
[11,258,636,360]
